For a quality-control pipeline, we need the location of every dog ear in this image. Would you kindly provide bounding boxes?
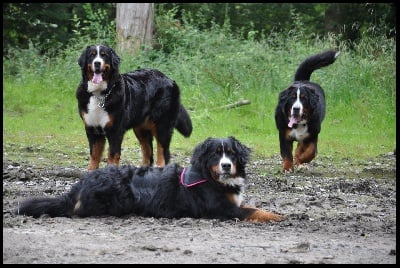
[278,88,291,114]
[109,47,121,70]
[78,46,90,69]
[228,136,251,166]
[308,88,319,107]
[190,137,213,167]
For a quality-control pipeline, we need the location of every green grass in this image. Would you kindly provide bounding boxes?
[3,28,396,169]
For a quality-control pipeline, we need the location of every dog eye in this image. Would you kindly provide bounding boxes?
[100,51,106,57]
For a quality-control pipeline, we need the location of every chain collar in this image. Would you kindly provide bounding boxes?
[93,75,121,108]
[94,89,112,108]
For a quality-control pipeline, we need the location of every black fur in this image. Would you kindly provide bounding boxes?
[76,45,192,170]
[15,137,282,223]
[274,50,339,172]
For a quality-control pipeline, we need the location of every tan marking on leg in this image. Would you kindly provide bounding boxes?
[155,141,165,167]
[88,138,106,170]
[107,152,120,166]
[242,206,283,222]
[148,121,165,167]
[282,157,294,173]
[134,117,157,166]
[281,129,294,172]
[136,135,152,166]
[295,142,316,165]
[134,127,152,166]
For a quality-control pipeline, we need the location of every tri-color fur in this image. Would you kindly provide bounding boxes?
[76,45,192,170]
[275,50,339,172]
[15,137,282,223]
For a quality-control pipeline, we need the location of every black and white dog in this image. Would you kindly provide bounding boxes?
[16,137,283,223]
[275,50,339,172]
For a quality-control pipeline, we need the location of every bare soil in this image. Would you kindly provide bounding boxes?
[3,151,396,264]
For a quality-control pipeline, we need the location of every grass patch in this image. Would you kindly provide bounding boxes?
[3,27,396,169]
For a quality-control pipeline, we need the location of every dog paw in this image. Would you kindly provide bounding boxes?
[282,168,294,174]
[296,163,310,171]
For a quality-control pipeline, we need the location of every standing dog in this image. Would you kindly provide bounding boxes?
[275,50,339,172]
[76,45,192,170]
[16,137,282,223]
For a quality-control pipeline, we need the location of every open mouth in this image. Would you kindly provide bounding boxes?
[92,72,103,84]
[288,115,301,128]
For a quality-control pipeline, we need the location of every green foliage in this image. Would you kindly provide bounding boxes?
[3,8,396,168]
[70,3,116,47]
[3,3,396,57]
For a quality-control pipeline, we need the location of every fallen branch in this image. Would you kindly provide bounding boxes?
[219,99,251,109]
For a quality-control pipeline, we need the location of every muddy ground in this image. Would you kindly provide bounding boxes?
[3,150,396,264]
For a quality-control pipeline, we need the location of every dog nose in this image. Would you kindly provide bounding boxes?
[292,107,300,115]
[94,61,101,70]
[221,163,231,172]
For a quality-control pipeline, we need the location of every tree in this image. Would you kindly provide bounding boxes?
[116,3,154,54]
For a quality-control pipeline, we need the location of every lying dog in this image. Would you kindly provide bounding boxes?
[15,137,283,223]
[76,45,192,170]
[275,50,339,172]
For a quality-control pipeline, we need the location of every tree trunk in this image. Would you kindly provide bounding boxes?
[116,3,154,54]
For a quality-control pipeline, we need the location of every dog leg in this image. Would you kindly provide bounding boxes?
[107,152,120,166]
[294,142,316,165]
[88,136,106,170]
[155,141,166,167]
[280,132,294,172]
[154,132,172,167]
[106,134,123,166]
[134,129,153,166]
[282,157,294,172]
[242,206,283,223]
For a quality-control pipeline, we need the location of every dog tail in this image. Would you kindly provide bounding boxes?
[175,104,193,137]
[294,50,340,81]
[15,196,72,218]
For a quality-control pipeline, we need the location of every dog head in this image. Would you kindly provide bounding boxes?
[78,45,120,85]
[190,136,251,185]
[277,82,321,128]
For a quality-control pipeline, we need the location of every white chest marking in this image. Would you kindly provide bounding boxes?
[289,123,309,141]
[87,81,108,93]
[83,96,110,128]
[222,176,245,206]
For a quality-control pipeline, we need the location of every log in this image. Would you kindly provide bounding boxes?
[219,99,251,109]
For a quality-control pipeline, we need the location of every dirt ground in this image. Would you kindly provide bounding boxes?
[3,151,396,264]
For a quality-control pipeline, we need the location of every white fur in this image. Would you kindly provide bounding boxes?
[289,123,309,141]
[87,81,107,93]
[291,87,303,117]
[221,176,245,206]
[92,45,105,72]
[83,96,110,128]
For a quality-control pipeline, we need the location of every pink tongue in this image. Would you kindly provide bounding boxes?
[92,73,103,84]
[288,116,297,128]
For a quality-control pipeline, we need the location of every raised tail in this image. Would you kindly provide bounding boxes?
[175,104,193,137]
[15,196,72,218]
[294,50,340,81]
